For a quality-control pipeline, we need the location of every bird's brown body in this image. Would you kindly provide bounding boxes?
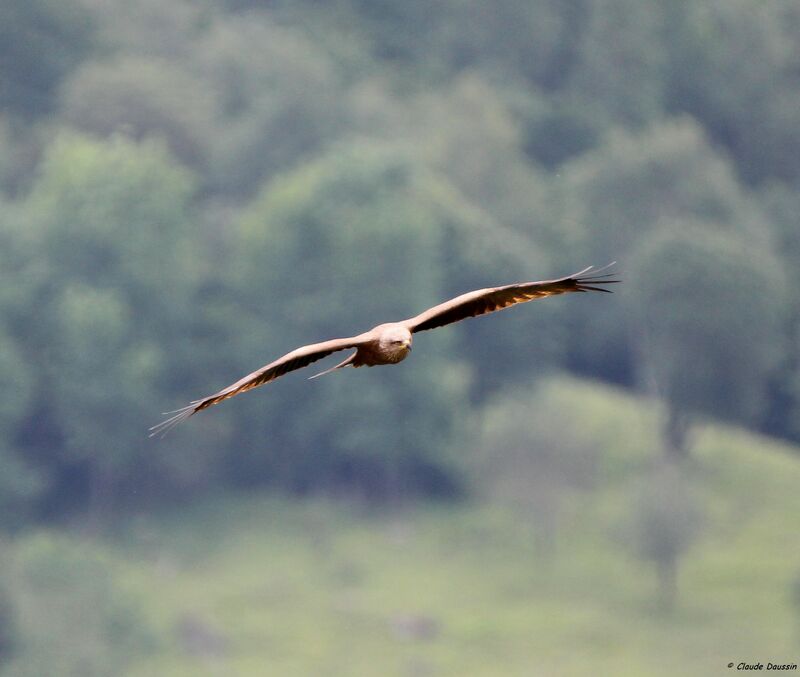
[354,324,413,366]
[150,265,617,437]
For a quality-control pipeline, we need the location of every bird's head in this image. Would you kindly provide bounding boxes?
[379,324,413,355]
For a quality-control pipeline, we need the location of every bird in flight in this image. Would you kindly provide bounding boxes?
[150,264,617,437]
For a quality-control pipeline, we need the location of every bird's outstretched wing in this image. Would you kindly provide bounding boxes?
[149,335,365,437]
[402,264,618,334]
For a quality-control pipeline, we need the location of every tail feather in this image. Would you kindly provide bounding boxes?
[308,351,357,380]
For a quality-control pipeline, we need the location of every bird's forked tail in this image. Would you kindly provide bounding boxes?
[307,351,357,380]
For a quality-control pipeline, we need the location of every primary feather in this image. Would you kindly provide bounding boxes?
[150,264,618,436]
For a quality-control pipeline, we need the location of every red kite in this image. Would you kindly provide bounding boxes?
[150,264,617,437]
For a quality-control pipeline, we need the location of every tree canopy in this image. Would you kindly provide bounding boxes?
[0,0,798,515]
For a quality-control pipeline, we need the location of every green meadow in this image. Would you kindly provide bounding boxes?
[16,378,795,677]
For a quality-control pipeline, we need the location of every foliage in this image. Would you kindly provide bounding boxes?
[629,223,787,453]
[0,5,798,674]
[0,577,17,667]
[554,118,761,269]
[0,533,156,677]
[8,134,210,513]
[665,0,800,185]
[564,0,667,126]
[0,0,799,515]
[195,14,349,196]
[624,460,704,612]
[217,141,471,495]
[760,183,800,440]
[0,0,95,116]
[474,383,597,557]
[0,208,48,519]
[551,121,731,385]
[46,377,800,676]
[60,56,215,170]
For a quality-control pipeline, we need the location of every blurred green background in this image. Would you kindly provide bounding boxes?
[1,0,799,675]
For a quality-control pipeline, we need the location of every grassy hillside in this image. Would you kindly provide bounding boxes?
[14,377,800,676]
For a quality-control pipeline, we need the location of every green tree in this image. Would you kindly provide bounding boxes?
[0,329,43,522]
[665,0,800,184]
[216,141,472,497]
[625,460,703,613]
[49,285,162,515]
[13,134,212,515]
[629,223,787,455]
[332,0,576,87]
[552,118,767,386]
[759,183,800,441]
[0,205,48,521]
[0,0,95,116]
[556,119,762,267]
[413,75,549,239]
[60,56,215,171]
[80,0,201,59]
[475,383,598,560]
[348,74,567,399]
[563,0,667,126]
[522,94,603,169]
[0,584,15,668]
[196,14,348,196]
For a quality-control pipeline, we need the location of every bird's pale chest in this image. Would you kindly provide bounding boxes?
[356,341,410,366]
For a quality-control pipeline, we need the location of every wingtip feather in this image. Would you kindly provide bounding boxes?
[573,261,620,291]
[148,403,196,439]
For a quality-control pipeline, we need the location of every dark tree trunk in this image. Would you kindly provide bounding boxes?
[663,406,691,459]
[533,506,558,566]
[86,460,114,533]
[657,556,678,614]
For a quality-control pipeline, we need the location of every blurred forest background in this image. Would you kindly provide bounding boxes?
[1,0,799,675]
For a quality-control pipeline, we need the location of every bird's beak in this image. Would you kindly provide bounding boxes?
[404,340,412,352]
